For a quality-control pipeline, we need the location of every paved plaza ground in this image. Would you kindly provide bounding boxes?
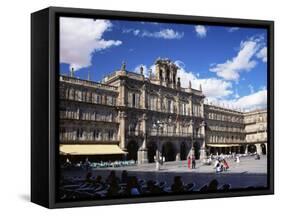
[62,155,268,190]
[111,155,267,174]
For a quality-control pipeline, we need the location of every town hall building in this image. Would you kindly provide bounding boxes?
[59,58,267,164]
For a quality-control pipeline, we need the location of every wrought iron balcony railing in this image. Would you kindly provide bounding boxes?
[148,129,204,138]
[60,136,119,143]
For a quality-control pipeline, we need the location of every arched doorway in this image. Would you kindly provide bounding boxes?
[261,143,266,155]
[248,144,257,154]
[240,145,245,154]
[209,147,215,155]
[162,142,175,161]
[147,142,157,163]
[127,140,138,161]
[180,142,187,160]
[194,142,201,159]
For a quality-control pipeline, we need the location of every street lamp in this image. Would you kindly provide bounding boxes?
[153,119,164,171]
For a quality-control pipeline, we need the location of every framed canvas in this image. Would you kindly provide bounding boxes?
[31,6,274,208]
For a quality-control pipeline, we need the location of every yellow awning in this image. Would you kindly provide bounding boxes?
[60,144,127,155]
[207,144,241,147]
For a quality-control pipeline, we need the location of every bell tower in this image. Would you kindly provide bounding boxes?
[155,58,178,89]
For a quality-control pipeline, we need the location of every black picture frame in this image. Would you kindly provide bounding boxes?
[31,6,274,209]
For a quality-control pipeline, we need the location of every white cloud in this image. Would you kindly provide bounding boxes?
[123,28,184,39]
[210,89,267,111]
[133,29,140,36]
[195,25,207,38]
[209,37,262,81]
[174,59,267,111]
[123,29,140,36]
[236,89,267,110]
[143,29,184,39]
[256,47,267,62]
[140,21,159,25]
[228,27,240,32]
[174,60,233,100]
[60,17,122,71]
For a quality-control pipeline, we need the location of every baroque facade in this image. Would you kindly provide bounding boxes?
[59,58,267,163]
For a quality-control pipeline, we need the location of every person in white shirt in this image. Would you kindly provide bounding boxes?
[236,155,240,163]
[216,162,222,173]
[214,159,219,168]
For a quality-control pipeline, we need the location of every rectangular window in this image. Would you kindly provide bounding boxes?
[96,95,100,103]
[132,93,136,107]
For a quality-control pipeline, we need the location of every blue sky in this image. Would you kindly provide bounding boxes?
[60,17,268,111]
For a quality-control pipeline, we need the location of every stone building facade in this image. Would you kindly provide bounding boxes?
[244,110,267,155]
[204,105,267,156]
[59,58,267,163]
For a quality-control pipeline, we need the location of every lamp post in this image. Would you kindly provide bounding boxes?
[153,119,164,171]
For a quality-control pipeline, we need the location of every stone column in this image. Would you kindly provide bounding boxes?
[119,79,126,106]
[188,119,195,157]
[200,98,204,118]
[141,84,147,109]
[200,120,207,160]
[176,93,180,135]
[244,144,248,154]
[256,144,262,155]
[138,113,148,164]
[158,89,162,111]
[189,96,193,116]
[119,111,127,151]
[176,151,181,161]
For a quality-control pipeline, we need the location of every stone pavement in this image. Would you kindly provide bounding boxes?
[62,155,268,190]
[112,155,267,174]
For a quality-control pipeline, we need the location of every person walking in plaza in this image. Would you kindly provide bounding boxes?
[84,157,91,171]
[222,159,229,171]
[216,161,222,173]
[187,156,191,169]
[236,155,240,163]
[192,155,196,169]
[214,159,219,169]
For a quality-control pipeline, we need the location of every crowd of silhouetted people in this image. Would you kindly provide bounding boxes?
[59,170,235,200]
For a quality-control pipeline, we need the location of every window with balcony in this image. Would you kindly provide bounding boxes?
[149,95,157,111]
[132,93,136,107]
[69,88,75,100]
[128,92,139,108]
[167,100,173,113]
[107,96,113,105]
[76,128,83,139]
[96,94,101,103]
[108,130,114,140]
[93,129,100,140]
